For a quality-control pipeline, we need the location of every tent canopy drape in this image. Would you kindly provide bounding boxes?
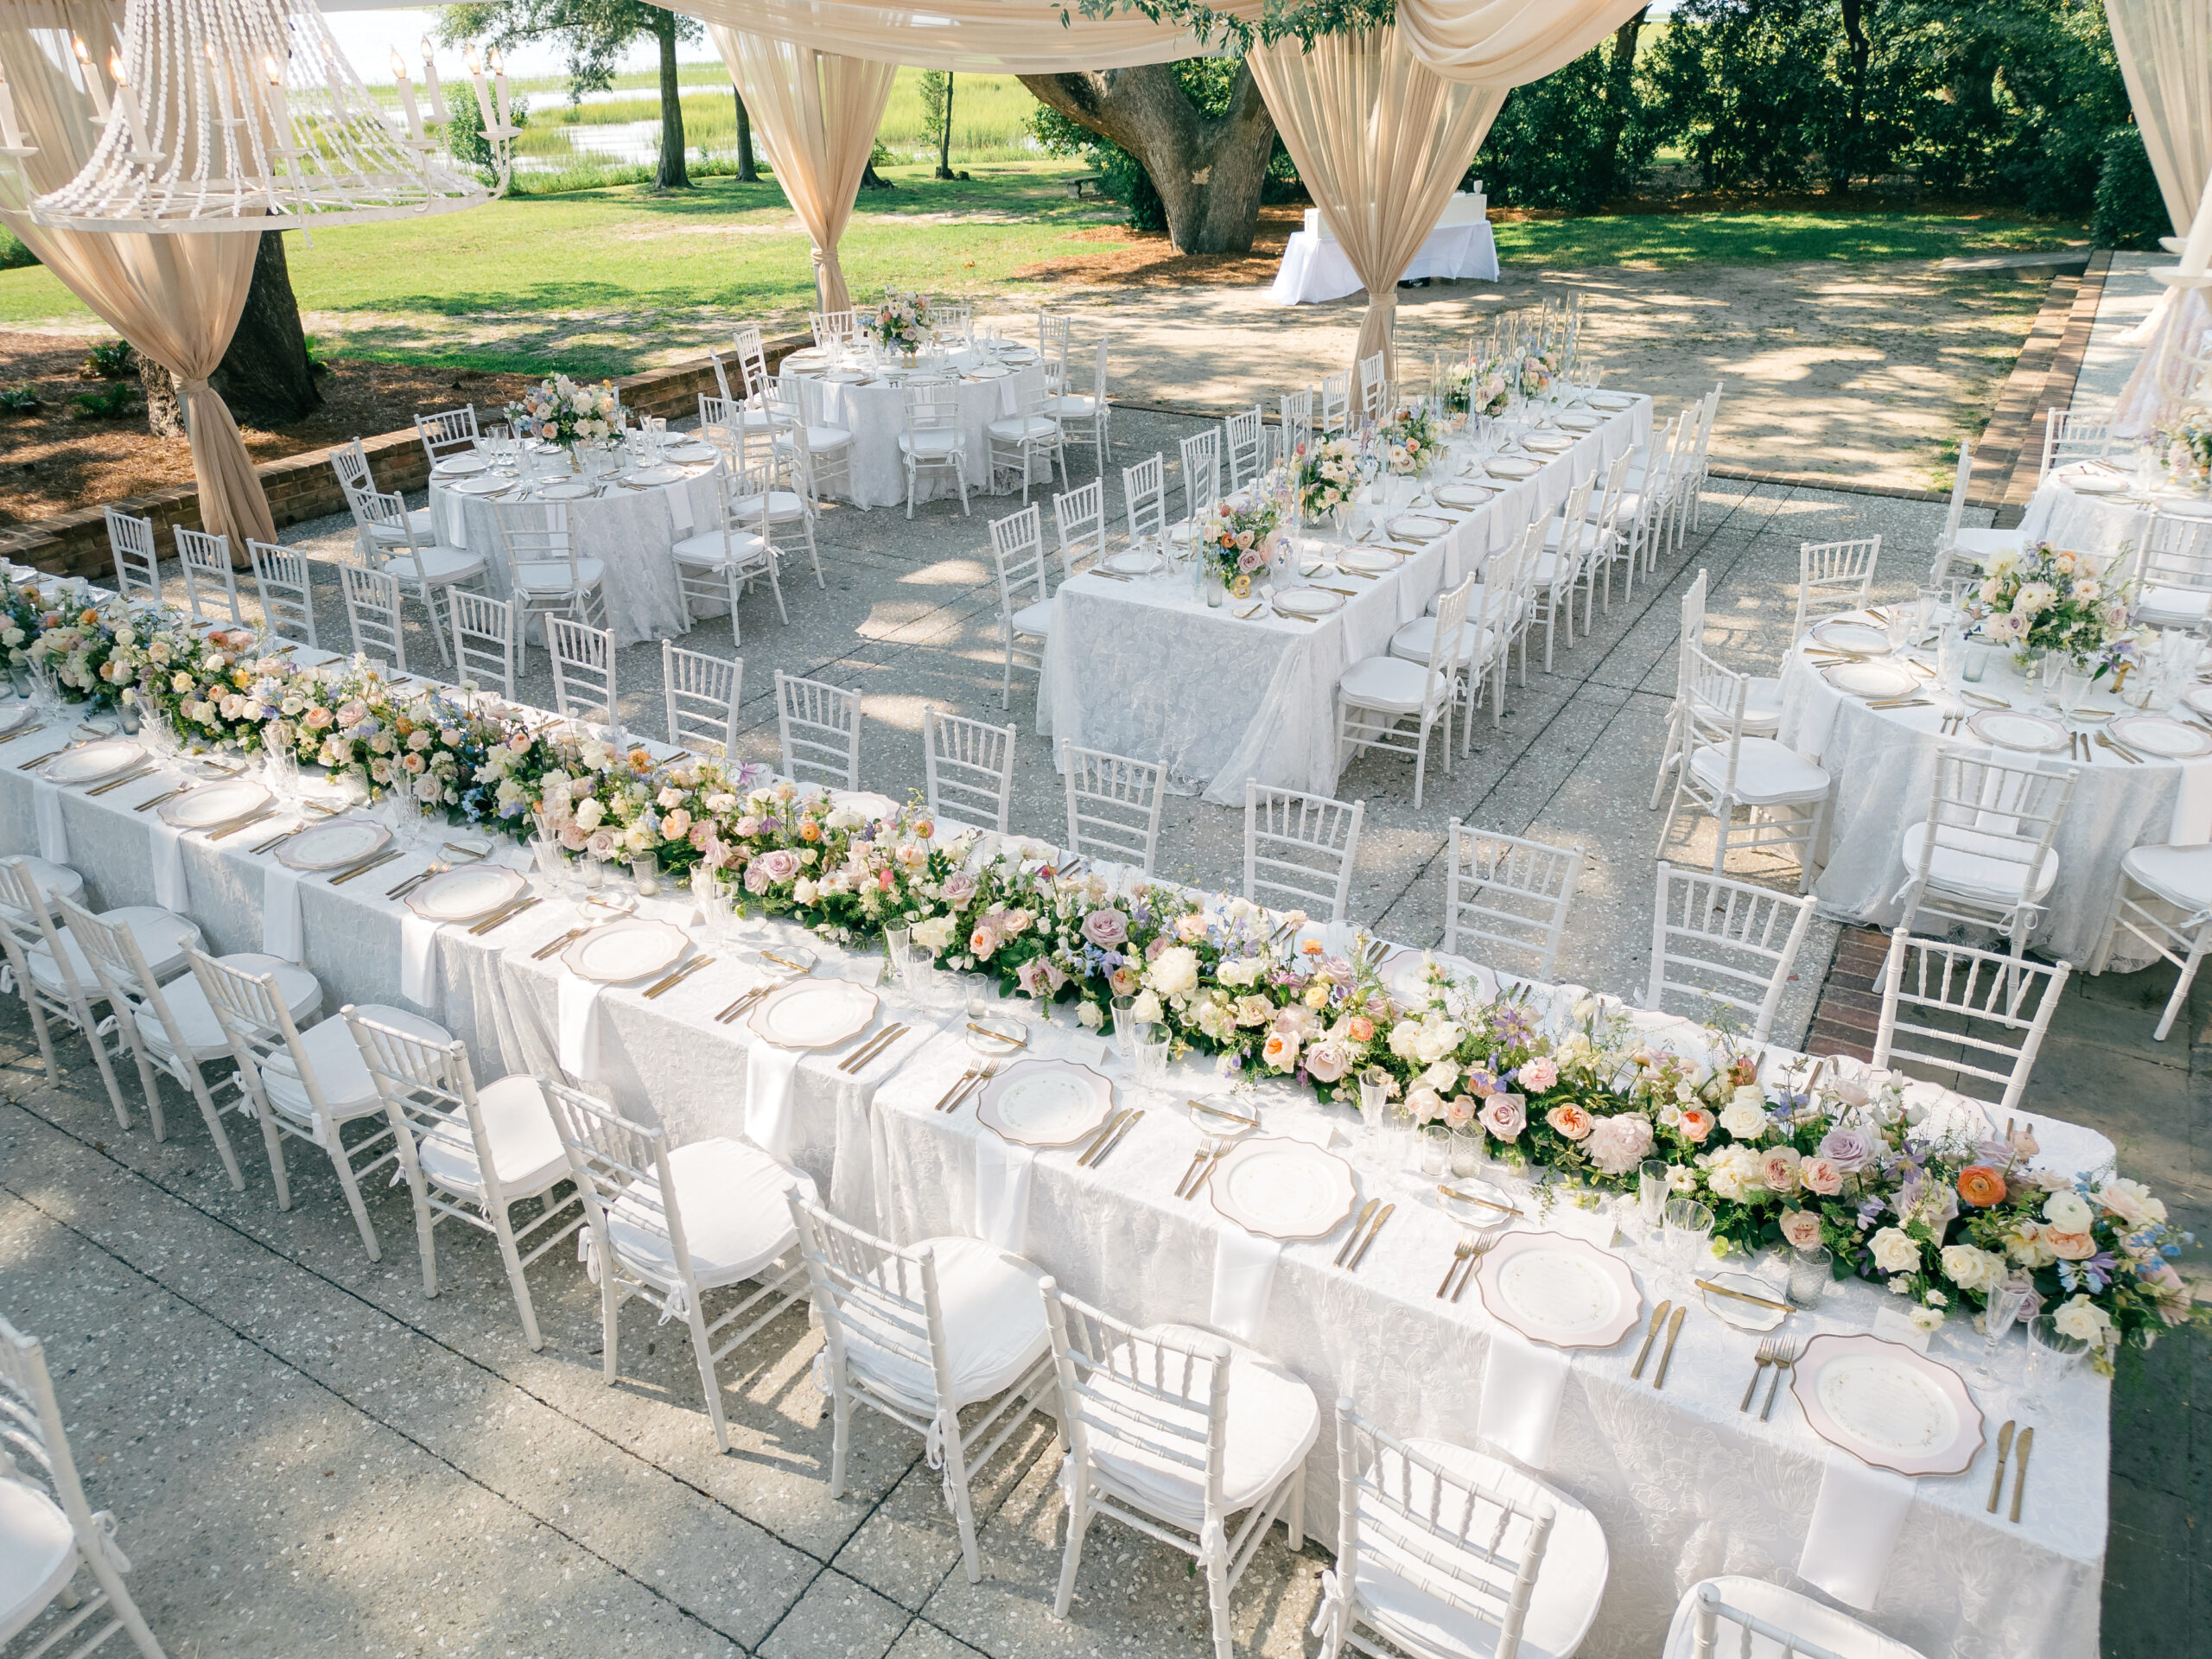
[2103,0,2212,237]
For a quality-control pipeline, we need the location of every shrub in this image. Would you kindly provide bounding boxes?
[448,91,529,175]
[80,340,136,382]
[70,381,137,419]
[2093,125,2169,251]
[0,385,42,413]
[0,228,36,270]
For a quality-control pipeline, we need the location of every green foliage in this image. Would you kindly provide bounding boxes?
[918,70,952,149]
[441,2,698,100]
[81,340,136,382]
[1472,41,1653,212]
[0,385,42,413]
[0,228,35,272]
[448,87,530,170]
[2093,125,2169,251]
[69,381,136,419]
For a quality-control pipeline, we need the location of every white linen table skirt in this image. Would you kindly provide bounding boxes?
[1269,222,1500,305]
[791,364,1046,511]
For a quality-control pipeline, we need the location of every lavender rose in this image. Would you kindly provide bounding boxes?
[1081,908,1129,947]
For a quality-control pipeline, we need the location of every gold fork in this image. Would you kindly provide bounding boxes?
[1740,1336,1778,1412]
[1435,1238,1473,1299]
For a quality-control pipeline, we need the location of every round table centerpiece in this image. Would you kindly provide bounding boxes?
[505,372,623,467]
[1961,541,2139,698]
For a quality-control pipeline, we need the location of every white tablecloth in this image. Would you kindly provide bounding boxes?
[1269,222,1500,306]
[785,356,1048,511]
[1039,396,1652,804]
[1777,625,2212,968]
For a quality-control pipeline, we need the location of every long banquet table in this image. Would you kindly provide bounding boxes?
[0,682,2109,1659]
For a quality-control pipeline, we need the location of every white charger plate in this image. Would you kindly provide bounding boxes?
[46,740,143,786]
[434,454,488,477]
[664,442,719,463]
[1381,948,1498,1008]
[1274,587,1345,618]
[1822,660,1918,699]
[0,705,41,741]
[1522,434,1575,454]
[1586,391,1636,410]
[159,779,270,829]
[451,476,512,497]
[1556,412,1604,432]
[2062,467,2127,495]
[1338,546,1403,575]
[1474,1230,1643,1350]
[626,464,687,487]
[1967,708,2068,753]
[1102,550,1165,575]
[1484,457,1541,480]
[970,365,1013,380]
[1434,484,1494,510]
[976,1059,1116,1148]
[276,818,390,872]
[747,977,878,1050]
[406,863,527,923]
[1808,619,1892,654]
[562,918,690,984]
[822,369,872,384]
[1208,1136,1359,1241]
[537,480,597,502]
[2110,714,2212,758]
[1389,514,1452,541]
[1790,1332,1984,1477]
[831,789,901,823]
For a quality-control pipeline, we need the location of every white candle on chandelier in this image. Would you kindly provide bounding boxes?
[204,43,233,129]
[107,54,151,154]
[263,54,296,150]
[391,50,423,142]
[420,39,447,126]
[488,48,511,131]
[72,36,111,122]
[463,45,497,137]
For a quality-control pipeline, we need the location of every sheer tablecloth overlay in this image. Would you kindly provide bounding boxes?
[2016,466,2212,562]
[0,695,2106,1659]
[1039,392,1652,804]
[782,351,1048,510]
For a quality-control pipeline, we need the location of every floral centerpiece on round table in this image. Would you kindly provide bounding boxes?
[1294,437,1358,520]
[867,291,934,355]
[505,374,621,453]
[1967,542,2138,678]
[1198,470,1287,600]
[2160,410,2212,489]
[1376,404,1439,475]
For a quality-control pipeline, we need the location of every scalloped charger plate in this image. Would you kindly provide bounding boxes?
[276,818,390,872]
[1474,1230,1643,1351]
[1790,1332,1985,1477]
[975,1059,1116,1149]
[1208,1136,1359,1242]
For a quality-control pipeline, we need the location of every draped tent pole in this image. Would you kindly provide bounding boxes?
[0,0,275,550]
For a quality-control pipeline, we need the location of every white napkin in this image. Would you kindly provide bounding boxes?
[971,1132,1035,1252]
[1796,1452,1915,1610]
[557,975,606,1081]
[1209,1229,1282,1344]
[262,863,306,962]
[2173,754,2212,843]
[400,914,441,1007]
[148,818,188,911]
[669,482,696,537]
[744,1039,803,1162]
[444,493,468,549]
[1475,1329,1571,1469]
[30,779,67,863]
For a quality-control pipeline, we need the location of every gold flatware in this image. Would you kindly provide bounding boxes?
[644,955,715,1000]
[1333,1199,1381,1268]
[966,1021,1027,1047]
[387,861,453,899]
[1311,585,1358,599]
[1961,690,2010,708]
[328,847,404,884]
[944,1059,998,1114]
[2009,1427,2033,1523]
[2097,730,2144,765]
[1173,1146,1209,1199]
[208,807,281,842]
[1761,1338,1802,1422]
[1652,1305,1688,1390]
[1436,1183,1523,1217]
[1192,1099,1261,1129]
[251,826,306,855]
[1452,1238,1491,1302]
[1694,1278,1790,1313]
[932,1059,986,1109]
[1630,1301,1671,1381]
[1986,1420,2016,1513]
[133,785,188,813]
[838,1022,907,1073]
[85,765,155,798]
[533,927,587,961]
[1076,1108,1135,1167]
[15,747,72,771]
[1188,1146,1228,1198]
[1348,1202,1393,1272]
[1268,606,1320,625]
[1741,1337,1778,1412]
[1086,1108,1142,1168]
[715,984,772,1024]
[1232,602,1265,620]
[761,950,812,973]
[1864,697,1929,710]
[1436,1239,1473,1299]
[468,894,540,935]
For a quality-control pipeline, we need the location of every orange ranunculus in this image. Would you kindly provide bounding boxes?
[798,818,821,842]
[1957,1166,2008,1208]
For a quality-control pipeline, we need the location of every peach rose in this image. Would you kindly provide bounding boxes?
[1545,1103,1593,1141]
[1676,1108,1714,1144]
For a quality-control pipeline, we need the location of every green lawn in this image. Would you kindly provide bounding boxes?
[1492,209,2087,268]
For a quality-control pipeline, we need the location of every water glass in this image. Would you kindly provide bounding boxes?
[630,858,660,898]
[1962,643,1989,683]
[1110,994,1139,1058]
[1885,607,1913,653]
[1449,1124,1486,1179]
[1912,586,1941,645]
[1936,624,1966,689]
[1357,1065,1392,1142]
[1135,1036,1171,1088]
[1662,1197,1714,1270]
[1787,1245,1833,1308]
[884,925,912,985]
[1418,1132,1451,1179]
[2021,1313,2090,1410]
[1978,1275,2034,1385]
[904,951,944,1004]
[1637,1160,1671,1230]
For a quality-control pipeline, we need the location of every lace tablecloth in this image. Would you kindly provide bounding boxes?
[1776,620,2212,968]
[784,350,1048,510]
[1269,221,1500,305]
[1039,395,1652,804]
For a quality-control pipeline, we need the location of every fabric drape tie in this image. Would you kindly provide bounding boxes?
[92,1510,132,1575]
[1199,1516,1230,1578]
[1310,1567,1350,1651]
[811,1347,835,1396]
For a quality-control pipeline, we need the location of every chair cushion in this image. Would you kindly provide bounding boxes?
[1082,1325,1319,1529]
[31,906,200,996]
[1690,675,1783,733]
[368,506,437,543]
[0,1478,76,1645]
[1389,616,1491,667]
[1951,527,2025,560]
[1688,739,1830,805]
[987,416,1059,442]
[731,492,806,522]
[785,426,852,453]
[514,557,607,594]
[840,1234,1050,1413]
[140,955,320,1065]
[415,1074,569,1198]
[1900,819,2059,905]
[671,530,767,568]
[1044,395,1097,419]
[1351,1439,1609,1659]
[607,1137,818,1292]
[0,858,83,923]
[1009,600,1053,638]
[1662,1576,1924,1659]
[2124,842,2212,912]
[901,430,965,458]
[1341,655,1440,713]
[2138,585,2210,626]
[384,546,483,585]
[264,1004,448,1124]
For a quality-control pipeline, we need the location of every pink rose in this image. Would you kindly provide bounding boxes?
[1082,908,1129,947]
[1304,1039,1351,1083]
[1443,1096,1477,1130]
[1346,1014,1374,1044]
[1237,549,1265,574]
[1516,1058,1559,1092]
[1779,1210,1824,1251]
[744,861,773,895]
[1759,1147,1804,1193]
[2046,1229,2097,1261]
[969,925,1000,960]
[1546,1103,1593,1141]
[757,849,801,883]
[1261,1029,1301,1071]
[689,821,717,853]
[1016,957,1067,998]
[557,823,588,851]
[1676,1109,1714,1144]
[1583,1112,1654,1176]
[1800,1157,1845,1195]
[1108,965,1142,995]
[585,830,618,862]
[942,872,978,907]
[1406,1085,1445,1123]
[1479,1093,1527,1141]
[661,809,691,841]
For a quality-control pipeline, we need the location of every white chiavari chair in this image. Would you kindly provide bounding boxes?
[988,505,1052,709]
[1649,861,1818,1043]
[1896,749,2075,958]
[1576,452,1630,632]
[663,641,741,758]
[174,527,241,626]
[672,460,785,644]
[1793,536,1882,640]
[1052,479,1107,581]
[413,404,479,469]
[772,372,856,507]
[491,498,608,673]
[353,485,486,665]
[1224,404,1267,491]
[1606,414,1680,601]
[1313,1402,1609,1659]
[1529,477,1590,671]
[810,308,857,351]
[900,383,971,519]
[985,380,1065,505]
[1123,452,1168,545]
[1319,371,1351,436]
[704,346,735,404]
[696,389,743,457]
[548,617,621,742]
[0,1317,167,1659]
[2094,844,2212,1040]
[449,589,517,703]
[1045,337,1110,475]
[774,671,861,791]
[334,436,436,554]
[1061,742,1166,874]
[1039,1280,1319,1659]
[2038,407,2113,480]
[1649,570,1782,810]
[103,506,160,604]
[1934,440,2024,579]
[1281,387,1314,455]
[1686,383,1720,529]
[787,1194,1052,1583]
[2131,512,2212,629]
[1872,930,2071,1116]
[549,1083,814,1452]
[1357,352,1389,425]
[1178,429,1220,527]
[340,563,408,673]
[923,705,1016,834]
[1344,575,1472,808]
[345,1006,583,1351]
[1039,308,1072,365]
[1244,781,1364,923]
[738,422,826,589]
[1656,639,1832,892]
[730,324,789,435]
[1664,1577,1928,1659]
[1443,824,1583,984]
[245,538,317,649]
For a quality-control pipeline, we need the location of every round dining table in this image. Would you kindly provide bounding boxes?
[2016,461,2212,563]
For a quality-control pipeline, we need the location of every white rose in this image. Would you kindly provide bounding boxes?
[1420,1060,1459,1093]
[1410,1018,1461,1065]
[1869,1226,1922,1274]
[1132,990,1163,1023]
[1148,946,1199,998]
[1907,1306,1946,1335]
[2096,1178,2166,1228]
[793,877,818,904]
[2043,1190,2094,1233]
[1076,1001,1103,1029]
[1217,957,1261,988]
[1718,1096,1768,1140]
[2052,1294,2115,1348]
[911,914,953,953]
[1939,1243,2005,1295]
[573,798,604,830]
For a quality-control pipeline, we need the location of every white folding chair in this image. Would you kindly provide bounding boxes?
[1648,861,1818,1043]
[1793,537,1882,639]
[1649,570,1781,810]
[1575,451,1630,632]
[448,589,517,702]
[899,383,971,519]
[774,671,861,791]
[2038,408,2113,480]
[1244,781,1364,924]
[1044,337,1110,476]
[810,308,857,350]
[1357,351,1389,425]
[191,950,448,1263]
[1344,575,1472,809]
[1061,742,1166,875]
[1685,383,1720,529]
[988,505,1052,709]
[340,562,408,674]
[1443,824,1583,984]
[345,1006,582,1351]
[1052,479,1106,581]
[1399,537,1525,745]
[413,404,480,468]
[548,617,622,742]
[1123,452,1168,545]
[1664,1577,1929,1659]
[1872,930,2071,1116]
[2092,843,2212,1040]
[548,1083,814,1453]
[57,894,321,1195]
[1934,439,2024,577]
[353,485,486,665]
[104,506,160,604]
[1040,1280,1319,1659]
[1314,1402,1609,1659]
[491,499,609,673]
[174,526,241,626]
[923,705,1016,834]
[787,1194,1052,1583]
[772,372,857,508]
[2131,512,2212,630]
[663,641,741,758]
[730,325,788,435]
[1179,429,1220,525]
[985,381,1065,504]
[1319,371,1351,436]
[1895,749,2075,957]
[246,538,318,649]
[1610,412,1684,594]
[0,1317,167,1659]
[1656,639,1832,892]
[1224,404,1267,491]
[672,460,786,645]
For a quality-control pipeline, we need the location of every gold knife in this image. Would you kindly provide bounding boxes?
[644,955,715,999]
[470,894,540,935]
[838,1022,906,1072]
[1652,1306,1687,1389]
[1694,1278,1791,1313]
[533,927,587,961]
[2009,1427,2033,1523]
[1076,1108,1132,1167]
[1630,1300,1672,1381]
[1192,1100,1262,1129]
[966,1021,1027,1047]
[1087,1108,1143,1167]
[134,785,188,813]
[329,848,404,884]
[1348,1202,1394,1271]
[208,807,283,842]
[86,765,156,798]
[1986,1420,2015,1513]
[1333,1199,1380,1268]
[1437,1183,1524,1217]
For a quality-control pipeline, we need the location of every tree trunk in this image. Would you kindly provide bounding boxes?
[207,229,320,429]
[1838,0,1872,193]
[654,13,690,191]
[1020,62,1276,255]
[1599,9,1646,204]
[734,89,759,181]
[140,357,183,441]
[860,158,893,190]
[936,73,955,180]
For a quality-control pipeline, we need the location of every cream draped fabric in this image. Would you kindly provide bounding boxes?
[709,27,897,315]
[2104,0,2212,236]
[0,1,275,549]
[1248,25,1502,378]
[1395,0,1648,82]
